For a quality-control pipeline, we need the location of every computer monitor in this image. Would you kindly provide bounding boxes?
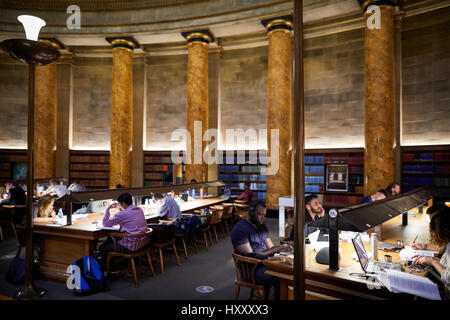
[352,233,369,271]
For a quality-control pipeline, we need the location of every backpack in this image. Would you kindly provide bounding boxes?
[68,256,106,296]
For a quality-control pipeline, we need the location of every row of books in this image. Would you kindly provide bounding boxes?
[0,162,11,170]
[0,171,11,178]
[402,176,433,186]
[230,190,266,200]
[0,155,26,162]
[324,194,363,204]
[220,154,267,164]
[144,180,173,187]
[434,152,450,161]
[305,184,322,193]
[144,156,173,164]
[70,155,109,163]
[144,172,169,180]
[402,153,433,162]
[324,154,348,163]
[226,182,266,191]
[219,174,266,182]
[349,175,363,185]
[305,165,324,173]
[403,165,433,173]
[435,165,450,174]
[70,171,109,179]
[78,180,109,187]
[434,177,450,187]
[70,163,109,171]
[305,175,324,183]
[348,156,364,165]
[348,185,364,194]
[241,166,262,173]
[349,166,364,174]
[304,155,324,163]
[219,165,239,172]
[144,165,172,172]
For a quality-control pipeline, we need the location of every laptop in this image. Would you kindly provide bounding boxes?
[352,234,402,274]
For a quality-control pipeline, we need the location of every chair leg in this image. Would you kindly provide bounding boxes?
[106,254,112,274]
[0,225,3,241]
[234,285,240,300]
[181,238,189,258]
[224,219,230,233]
[213,225,219,243]
[249,289,254,300]
[172,243,181,266]
[220,222,226,237]
[146,252,155,276]
[159,248,165,274]
[10,223,16,238]
[203,232,208,250]
[130,258,138,287]
[208,229,214,246]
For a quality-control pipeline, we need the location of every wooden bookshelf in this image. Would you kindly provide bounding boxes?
[69,150,110,190]
[401,145,450,201]
[143,151,181,187]
[218,151,267,200]
[0,149,27,186]
[305,148,364,207]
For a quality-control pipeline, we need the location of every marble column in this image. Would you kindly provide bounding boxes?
[182,30,214,183]
[364,4,396,195]
[263,16,293,209]
[106,37,138,188]
[33,39,61,179]
[363,3,396,239]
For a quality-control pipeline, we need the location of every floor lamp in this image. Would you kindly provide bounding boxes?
[1,15,60,299]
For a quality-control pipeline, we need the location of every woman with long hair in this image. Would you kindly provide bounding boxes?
[33,195,56,221]
[413,204,450,299]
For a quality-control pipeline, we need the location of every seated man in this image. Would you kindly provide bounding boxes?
[155,193,181,219]
[230,200,293,300]
[385,182,401,197]
[1,181,26,205]
[99,193,149,268]
[360,189,387,204]
[44,178,68,198]
[68,179,86,193]
[288,194,327,241]
[237,181,253,201]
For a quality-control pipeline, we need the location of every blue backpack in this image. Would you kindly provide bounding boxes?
[68,256,106,296]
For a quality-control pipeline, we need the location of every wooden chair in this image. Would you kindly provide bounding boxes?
[148,223,181,274]
[232,251,266,300]
[195,213,214,251]
[233,199,248,204]
[233,203,249,220]
[209,205,225,242]
[159,219,189,259]
[221,203,234,232]
[0,206,17,241]
[106,228,155,287]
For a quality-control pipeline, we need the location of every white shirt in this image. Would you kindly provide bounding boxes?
[52,185,68,198]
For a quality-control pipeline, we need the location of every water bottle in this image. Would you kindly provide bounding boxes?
[305,238,311,268]
[370,233,379,260]
[58,208,63,224]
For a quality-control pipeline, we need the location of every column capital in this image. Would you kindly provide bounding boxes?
[359,0,398,12]
[38,37,65,50]
[261,15,293,35]
[106,36,140,50]
[181,29,215,45]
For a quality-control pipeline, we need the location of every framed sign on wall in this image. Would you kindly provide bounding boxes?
[326,164,348,192]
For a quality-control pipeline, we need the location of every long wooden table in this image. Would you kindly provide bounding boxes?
[263,208,434,300]
[33,197,227,281]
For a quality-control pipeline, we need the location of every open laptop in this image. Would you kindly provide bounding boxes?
[352,233,402,274]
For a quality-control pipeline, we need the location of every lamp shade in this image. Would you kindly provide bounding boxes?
[17,15,46,41]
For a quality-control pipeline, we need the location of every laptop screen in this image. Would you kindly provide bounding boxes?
[352,233,369,271]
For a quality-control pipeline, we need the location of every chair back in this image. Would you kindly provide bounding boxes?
[233,199,248,204]
[221,203,234,219]
[108,228,152,253]
[232,251,261,285]
[148,223,175,245]
[233,203,249,219]
[197,213,212,229]
[209,205,224,224]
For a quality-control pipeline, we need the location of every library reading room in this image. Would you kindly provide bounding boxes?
[0,0,449,305]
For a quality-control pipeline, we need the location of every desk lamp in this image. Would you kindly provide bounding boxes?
[1,15,60,300]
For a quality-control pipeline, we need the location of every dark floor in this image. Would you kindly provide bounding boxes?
[0,216,281,300]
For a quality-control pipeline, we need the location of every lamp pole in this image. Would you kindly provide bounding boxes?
[1,15,60,299]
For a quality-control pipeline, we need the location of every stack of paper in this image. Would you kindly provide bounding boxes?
[377,269,441,300]
[399,246,439,261]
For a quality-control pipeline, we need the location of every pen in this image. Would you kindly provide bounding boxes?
[412,235,418,244]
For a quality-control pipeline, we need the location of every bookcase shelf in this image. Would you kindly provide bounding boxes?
[401,146,450,200]
[143,151,184,187]
[305,149,364,207]
[0,150,27,188]
[69,150,110,189]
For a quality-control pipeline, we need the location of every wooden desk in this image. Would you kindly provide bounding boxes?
[263,208,431,300]
[33,197,227,281]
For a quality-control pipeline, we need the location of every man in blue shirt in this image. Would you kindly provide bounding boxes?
[155,193,181,219]
[230,200,292,300]
[360,189,387,204]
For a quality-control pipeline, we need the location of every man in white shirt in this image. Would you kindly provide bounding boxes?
[44,178,68,198]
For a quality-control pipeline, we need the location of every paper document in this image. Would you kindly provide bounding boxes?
[378,269,441,300]
[399,246,439,261]
[96,223,120,230]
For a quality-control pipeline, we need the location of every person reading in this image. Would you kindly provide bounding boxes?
[237,181,253,201]
[230,200,293,299]
[44,178,68,198]
[1,181,26,205]
[154,193,181,219]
